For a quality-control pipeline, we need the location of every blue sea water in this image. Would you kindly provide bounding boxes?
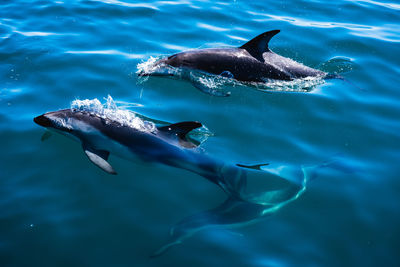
[1,0,400,266]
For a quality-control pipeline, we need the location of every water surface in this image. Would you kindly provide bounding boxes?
[1,0,400,266]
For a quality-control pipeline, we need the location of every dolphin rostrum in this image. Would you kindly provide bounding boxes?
[138,30,327,96]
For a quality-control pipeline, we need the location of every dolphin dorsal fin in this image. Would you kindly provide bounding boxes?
[240,30,280,61]
[159,121,202,138]
[158,121,202,147]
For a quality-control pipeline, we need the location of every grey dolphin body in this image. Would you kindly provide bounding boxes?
[139,30,326,96]
[33,109,244,196]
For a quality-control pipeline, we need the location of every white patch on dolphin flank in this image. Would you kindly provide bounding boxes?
[71,95,156,133]
[45,113,74,131]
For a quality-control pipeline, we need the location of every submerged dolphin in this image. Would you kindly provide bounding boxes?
[152,162,310,257]
[153,157,354,257]
[138,30,326,96]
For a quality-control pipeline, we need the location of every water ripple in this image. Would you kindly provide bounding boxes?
[349,0,400,10]
[247,11,400,42]
[226,34,247,41]
[1,0,400,265]
[89,0,159,10]
[197,22,230,32]
[90,0,203,10]
[14,31,59,37]
[65,49,144,59]
[161,43,190,51]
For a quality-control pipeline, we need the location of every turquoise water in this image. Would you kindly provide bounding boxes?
[1,0,400,266]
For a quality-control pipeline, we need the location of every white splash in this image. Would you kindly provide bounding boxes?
[198,76,219,89]
[71,95,156,132]
[136,56,162,75]
[50,115,74,130]
[258,76,326,92]
[136,56,181,84]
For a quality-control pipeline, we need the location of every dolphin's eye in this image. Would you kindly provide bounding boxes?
[168,55,177,60]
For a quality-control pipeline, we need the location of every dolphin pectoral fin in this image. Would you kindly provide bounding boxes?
[83,145,116,175]
[240,30,280,61]
[219,71,234,79]
[41,131,52,141]
[158,121,202,148]
[236,163,270,171]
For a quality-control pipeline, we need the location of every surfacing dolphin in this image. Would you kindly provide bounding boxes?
[33,100,251,199]
[138,30,327,96]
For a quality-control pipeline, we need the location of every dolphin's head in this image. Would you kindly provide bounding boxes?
[34,109,75,133]
[137,53,187,77]
[160,54,182,68]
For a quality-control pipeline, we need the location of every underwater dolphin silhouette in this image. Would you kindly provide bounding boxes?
[138,30,326,96]
[151,162,310,257]
[152,157,355,257]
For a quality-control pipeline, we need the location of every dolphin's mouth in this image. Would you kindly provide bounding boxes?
[34,114,52,128]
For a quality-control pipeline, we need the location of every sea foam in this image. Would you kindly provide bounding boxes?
[71,95,156,133]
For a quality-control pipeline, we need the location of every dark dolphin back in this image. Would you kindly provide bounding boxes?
[166,48,292,81]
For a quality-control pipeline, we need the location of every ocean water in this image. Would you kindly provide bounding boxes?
[1,0,400,266]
